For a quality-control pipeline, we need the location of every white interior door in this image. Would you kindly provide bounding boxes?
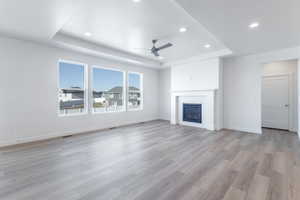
[262,75,289,130]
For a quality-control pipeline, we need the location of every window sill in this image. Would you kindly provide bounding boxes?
[92,109,126,115]
[58,112,88,117]
[127,108,143,112]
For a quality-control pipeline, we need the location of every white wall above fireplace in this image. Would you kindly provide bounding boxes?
[171,58,220,91]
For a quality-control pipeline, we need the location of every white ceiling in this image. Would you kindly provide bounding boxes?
[176,0,300,55]
[0,0,299,65]
[60,0,226,62]
[0,0,82,41]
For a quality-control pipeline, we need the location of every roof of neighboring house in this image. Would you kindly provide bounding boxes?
[107,86,123,93]
[61,89,84,93]
[107,86,139,94]
[128,86,139,91]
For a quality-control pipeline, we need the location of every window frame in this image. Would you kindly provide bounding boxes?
[90,65,126,114]
[57,59,88,117]
[127,71,143,111]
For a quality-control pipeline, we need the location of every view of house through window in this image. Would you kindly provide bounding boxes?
[128,72,142,110]
[92,67,125,113]
[58,61,86,115]
[58,61,143,115]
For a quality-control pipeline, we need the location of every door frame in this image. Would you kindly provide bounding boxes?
[262,73,292,131]
[259,58,299,140]
[257,48,299,140]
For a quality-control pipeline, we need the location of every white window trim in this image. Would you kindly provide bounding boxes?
[90,65,126,114]
[57,59,88,117]
[127,71,144,111]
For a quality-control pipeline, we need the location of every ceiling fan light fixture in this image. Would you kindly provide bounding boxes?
[84,32,92,37]
[179,27,187,33]
[249,22,259,29]
[204,44,211,48]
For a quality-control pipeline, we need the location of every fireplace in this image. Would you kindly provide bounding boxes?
[171,90,216,130]
[183,104,202,124]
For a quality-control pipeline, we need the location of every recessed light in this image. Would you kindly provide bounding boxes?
[204,44,211,48]
[132,0,141,2]
[179,27,187,33]
[249,22,259,29]
[84,32,92,37]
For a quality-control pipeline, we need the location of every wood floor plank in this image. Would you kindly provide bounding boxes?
[246,174,269,200]
[266,170,288,200]
[258,153,273,177]
[222,187,245,200]
[292,166,300,200]
[230,151,252,171]
[200,169,238,200]
[0,121,299,200]
[232,159,258,192]
[273,152,287,174]
[180,187,206,200]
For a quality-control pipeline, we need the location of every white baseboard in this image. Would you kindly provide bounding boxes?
[158,116,171,121]
[223,126,262,135]
[290,127,298,132]
[0,118,160,148]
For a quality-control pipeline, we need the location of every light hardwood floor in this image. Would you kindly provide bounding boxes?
[0,120,300,200]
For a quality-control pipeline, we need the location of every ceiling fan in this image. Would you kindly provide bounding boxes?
[150,39,173,57]
[135,39,173,58]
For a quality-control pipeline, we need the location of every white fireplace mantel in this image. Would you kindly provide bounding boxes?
[171,90,216,130]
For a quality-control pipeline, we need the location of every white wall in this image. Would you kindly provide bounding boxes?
[299,61,300,139]
[0,36,160,147]
[159,68,171,120]
[263,60,298,132]
[215,59,223,130]
[223,47,300,136]
[223,55,262,134]
[171,58,220,91]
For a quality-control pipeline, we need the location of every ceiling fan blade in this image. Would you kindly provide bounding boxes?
[152,50,160,57]
[157,43,173,51]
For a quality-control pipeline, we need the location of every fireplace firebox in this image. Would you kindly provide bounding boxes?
[183,104,202,124]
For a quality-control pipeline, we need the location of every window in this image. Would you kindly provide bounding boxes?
[58,61,87,116]
[92,67,125,113]
[128,72,143,110]
[57,60,143,115]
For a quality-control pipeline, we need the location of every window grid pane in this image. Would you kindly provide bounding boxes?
[92,67,125,113]
[128,73,142,110]
[58,61,86,116]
